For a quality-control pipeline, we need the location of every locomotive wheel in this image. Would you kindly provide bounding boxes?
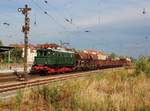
[39,70,48,76]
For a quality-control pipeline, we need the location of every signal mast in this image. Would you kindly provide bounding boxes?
[18,4,31,80]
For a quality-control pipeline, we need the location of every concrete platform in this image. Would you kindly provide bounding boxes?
[0,67,31,73]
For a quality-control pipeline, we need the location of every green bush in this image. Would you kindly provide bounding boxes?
[135,56,150,77]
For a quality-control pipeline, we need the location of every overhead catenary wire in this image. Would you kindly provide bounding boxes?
[2,0,66,43]
[30,0,78,45]
[31,0,67,30]
[30,0,86,42]
[42,0,79,29]
[32,0,91,33]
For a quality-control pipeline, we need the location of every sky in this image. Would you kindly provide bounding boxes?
[0,0,150,58]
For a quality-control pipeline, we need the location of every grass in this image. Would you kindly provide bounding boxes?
[0,68,150,111]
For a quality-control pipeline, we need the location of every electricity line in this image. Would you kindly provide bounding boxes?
[42,0,79,29]
[31,0,83,40]
[31,0,67,30]
[29,0,80,45]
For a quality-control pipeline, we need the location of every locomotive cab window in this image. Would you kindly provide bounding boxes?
[37,50,44,56]
[37,50,40,56]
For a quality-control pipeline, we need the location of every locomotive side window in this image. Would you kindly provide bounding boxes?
[61,53,63,57]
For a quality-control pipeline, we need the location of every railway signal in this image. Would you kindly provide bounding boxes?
[18,4,31,81]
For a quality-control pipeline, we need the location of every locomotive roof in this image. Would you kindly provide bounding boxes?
[38,48,74,54]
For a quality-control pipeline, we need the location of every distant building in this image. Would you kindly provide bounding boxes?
[0,46,14,63]
[0,46,14,52]
[21,44,36,64]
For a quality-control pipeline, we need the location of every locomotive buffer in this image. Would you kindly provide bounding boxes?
[18,5,31,81]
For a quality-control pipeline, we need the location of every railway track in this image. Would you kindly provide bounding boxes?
[0,70,102,93]
[0,72,17,83]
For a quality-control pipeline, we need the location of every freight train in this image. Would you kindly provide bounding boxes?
[30,47,131,75]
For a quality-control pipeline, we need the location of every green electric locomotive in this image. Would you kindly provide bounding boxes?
[31,48,76,75]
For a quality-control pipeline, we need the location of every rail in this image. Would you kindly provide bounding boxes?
[0,70,100,93]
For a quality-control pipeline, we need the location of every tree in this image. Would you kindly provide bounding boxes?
[110,52,117,59]
[135,56,150,77]
[0,40,4,63]
[0,40,3,46]
[10,44,23,63]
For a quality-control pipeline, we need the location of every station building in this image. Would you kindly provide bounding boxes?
[0,46,14,63]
